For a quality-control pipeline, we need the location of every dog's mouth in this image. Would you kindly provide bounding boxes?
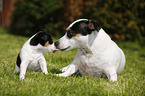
[60,46,71,51]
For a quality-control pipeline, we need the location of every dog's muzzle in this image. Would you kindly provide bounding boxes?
[60,46,71,51]
[54,41,71,51]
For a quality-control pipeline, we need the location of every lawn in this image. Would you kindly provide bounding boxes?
[0,29,144,96]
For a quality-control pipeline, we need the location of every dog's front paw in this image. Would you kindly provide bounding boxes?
[60,67,68,72]
[55,73,68,77]
[20,76,25,80]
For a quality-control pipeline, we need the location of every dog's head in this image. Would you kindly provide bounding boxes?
[55,19,101,51]
[30,31,57,53]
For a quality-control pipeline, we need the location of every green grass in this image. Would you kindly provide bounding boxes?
[0,29,145,96]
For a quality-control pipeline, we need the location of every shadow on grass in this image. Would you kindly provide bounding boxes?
[14,72,20,75]
[50,69,109,80]
[50,68,82,77]
[50,68,62,74]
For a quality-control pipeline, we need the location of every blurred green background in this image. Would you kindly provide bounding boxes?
[1,0,145,44]
[0,1,145,95]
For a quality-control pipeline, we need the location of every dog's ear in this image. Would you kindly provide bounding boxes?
[87,20,101,31]
[30,35,39,46]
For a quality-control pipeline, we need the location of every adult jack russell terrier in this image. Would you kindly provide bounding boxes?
[55,19,125,82]
[14,31,58,80]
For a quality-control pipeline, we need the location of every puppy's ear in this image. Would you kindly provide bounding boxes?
[30,34,39,46]
[87,20,101,31]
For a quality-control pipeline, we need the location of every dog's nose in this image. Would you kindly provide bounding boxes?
[55,41,59,47]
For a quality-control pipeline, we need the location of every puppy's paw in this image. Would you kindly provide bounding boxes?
[45,72,48,74]
[55,74,59,76]
[20,76,25,80]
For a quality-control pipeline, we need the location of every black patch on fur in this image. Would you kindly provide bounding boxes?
[16,53,21,68]
[91,21,102,31]
[67,20,101,39]
[30,31,53,46]
[54,40,59,47]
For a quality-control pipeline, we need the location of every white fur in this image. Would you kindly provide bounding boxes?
[56,27,125,82]
[14,33,56,80]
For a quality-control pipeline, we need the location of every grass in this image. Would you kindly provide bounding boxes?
[0,28,145,96]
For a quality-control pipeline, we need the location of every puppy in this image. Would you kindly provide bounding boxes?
[55,19,126,82]
[14,31,57,80]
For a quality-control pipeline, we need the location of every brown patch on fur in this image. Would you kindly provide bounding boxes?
[76,34,82,37]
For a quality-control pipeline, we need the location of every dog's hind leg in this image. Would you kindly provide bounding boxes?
[109,73,117,82]
[105,70,117,82]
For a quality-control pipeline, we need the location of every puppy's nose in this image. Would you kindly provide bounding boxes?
[55,41,59,47]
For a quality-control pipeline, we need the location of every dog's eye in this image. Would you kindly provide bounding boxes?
[67,30,75,39]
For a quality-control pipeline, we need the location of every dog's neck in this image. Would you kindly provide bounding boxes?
[88,30,99,47]
[79,46,93,56]
[90,29,112,52]
[79,30,98,56]
[79,28,112,56]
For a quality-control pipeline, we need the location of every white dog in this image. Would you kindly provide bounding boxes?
[55,19,125,82]
[14,31,57,80]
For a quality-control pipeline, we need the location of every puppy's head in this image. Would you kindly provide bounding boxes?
[30,31,58,53]
[55,19,101,51]
[30,31,53,46]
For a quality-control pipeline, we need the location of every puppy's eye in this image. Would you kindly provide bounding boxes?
[49,39,53,44]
